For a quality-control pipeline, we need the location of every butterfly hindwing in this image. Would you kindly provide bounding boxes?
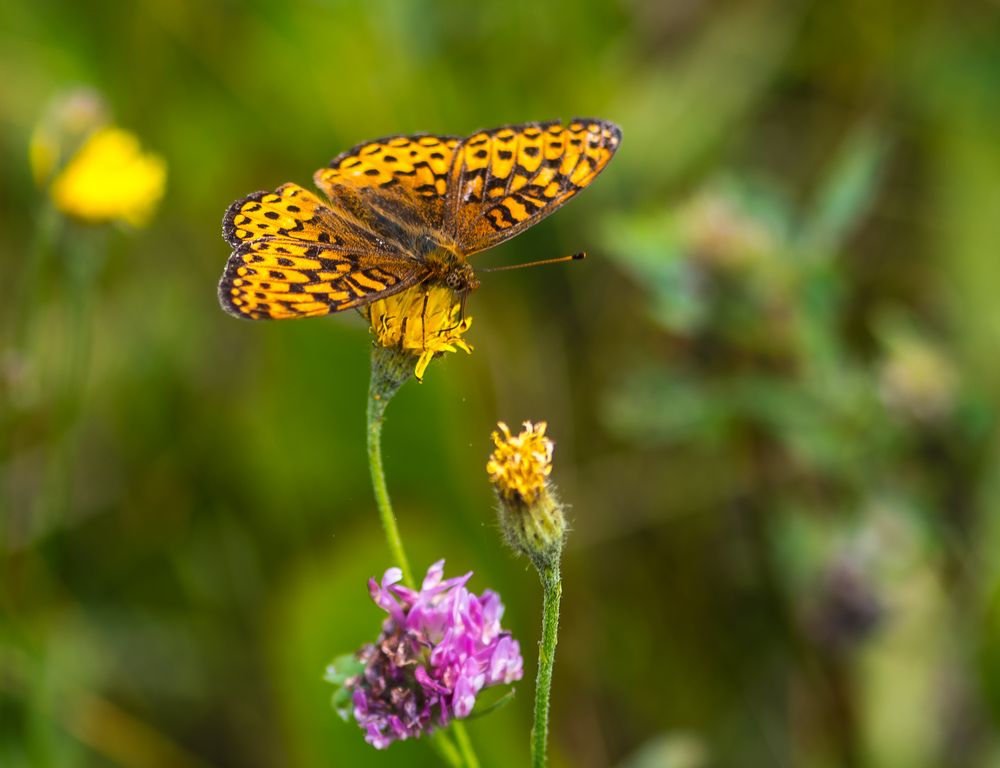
[446,118,621,254]
[223,183,396,252]
[219,184,424,320]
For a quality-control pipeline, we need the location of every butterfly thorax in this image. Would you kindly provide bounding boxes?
[419,238,480,294]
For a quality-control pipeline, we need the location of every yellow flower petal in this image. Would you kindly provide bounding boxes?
[50,127,166,227]
[365,285,472,381]
[487,421,554,505]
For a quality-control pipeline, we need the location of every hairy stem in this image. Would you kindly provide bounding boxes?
[365,362,413,587]
[531,561,562,768]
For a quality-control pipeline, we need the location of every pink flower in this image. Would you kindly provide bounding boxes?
[343,561,523,749]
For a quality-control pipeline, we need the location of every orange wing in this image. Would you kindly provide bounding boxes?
[446,118,621,254]
[219,183,424,320]
[313,133,461,250]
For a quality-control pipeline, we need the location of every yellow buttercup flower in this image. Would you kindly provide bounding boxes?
[49,127,166,227]
[365,285,472,381]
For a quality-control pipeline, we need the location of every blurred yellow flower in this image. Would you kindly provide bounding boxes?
[365,285,472,381]
[879,336,958,423]
[48,127,166,227]
[487,421,554,505]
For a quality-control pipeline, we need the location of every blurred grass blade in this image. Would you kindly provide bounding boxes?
[801,122,890,256]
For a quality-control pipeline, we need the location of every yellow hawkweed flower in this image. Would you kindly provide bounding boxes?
[487,421,553,505]
[365,285,472,381]
[488,421,564,566]
[48,127,166,227]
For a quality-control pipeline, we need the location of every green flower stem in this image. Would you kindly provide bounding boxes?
[13,204,60,348]
[366,350,414,587]
[365,346,480,768]
[531,561,562,768]
[430,732,463,768]
[35,220,106,525]
[452,721,480,768]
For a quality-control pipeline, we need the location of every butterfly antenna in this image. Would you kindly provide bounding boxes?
[480,252,586,274]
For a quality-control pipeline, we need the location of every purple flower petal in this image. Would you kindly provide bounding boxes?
[422,559,446,590]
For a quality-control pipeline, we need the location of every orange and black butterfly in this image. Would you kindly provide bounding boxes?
[219,118,621,320]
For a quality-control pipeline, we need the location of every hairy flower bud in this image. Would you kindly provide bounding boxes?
[487,421,566,569]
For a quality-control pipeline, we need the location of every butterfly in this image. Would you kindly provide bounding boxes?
[218,118,621,320]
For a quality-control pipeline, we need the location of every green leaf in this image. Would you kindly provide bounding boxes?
[323,653,364,686]
[324,654,365,720]
[464,688,517,721]
[801,122,889,255]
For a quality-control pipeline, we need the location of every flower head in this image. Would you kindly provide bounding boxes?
[488,421,565,567]
[334,561,522,749]
[48,127,166,227]
[364,285,472,381]
[487,421,554,505]
[879,334,957,424]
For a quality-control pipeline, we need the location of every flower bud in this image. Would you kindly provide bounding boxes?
[487,421,566,569]
[30,88,109,187]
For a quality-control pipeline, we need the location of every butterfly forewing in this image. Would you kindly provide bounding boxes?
[446,118,621,254]
[314,134,461,244]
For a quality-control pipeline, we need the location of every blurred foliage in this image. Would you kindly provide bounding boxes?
[3,1,1000,767]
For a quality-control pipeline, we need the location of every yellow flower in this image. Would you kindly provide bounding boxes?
[487,421,564,566]
[48,127,166,227]
[879,336,957,423]
[487,421,553,505]
[365,284,472,381]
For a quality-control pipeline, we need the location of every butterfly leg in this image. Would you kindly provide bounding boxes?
[419,291,430,350]
[438,289,469,334]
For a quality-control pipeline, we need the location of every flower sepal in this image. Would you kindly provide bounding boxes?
[324,653,367,720]
[460,687,517,721]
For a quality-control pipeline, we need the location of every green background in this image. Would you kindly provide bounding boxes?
[3,1,1000,766]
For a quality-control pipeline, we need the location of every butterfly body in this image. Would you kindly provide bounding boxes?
[423,245,480,294]
[219,118,620,321]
